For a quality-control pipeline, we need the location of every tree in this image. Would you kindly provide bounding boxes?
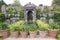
[44,6,49,13]
[52,0,60,10]
[52,0,60,6]
[13,0,22,6]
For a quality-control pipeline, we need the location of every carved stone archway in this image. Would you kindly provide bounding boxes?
[24,2,36,25]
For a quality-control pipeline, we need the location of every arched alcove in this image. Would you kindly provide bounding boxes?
[27,11,33,24]
[24,2,36,25]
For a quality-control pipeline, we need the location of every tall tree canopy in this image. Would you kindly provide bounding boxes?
[12,0,22,6]
[52,0,60,10]
[0,0,6,7]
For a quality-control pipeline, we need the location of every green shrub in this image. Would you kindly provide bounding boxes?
[36,20,44,27]
[9,20,25,27]
[0,13,5,22]
[49,23,58,30]
[19,25,28,32]
[29,24,37,31]
[56,31,60,40]
[9,26,19,32]
[36,20,49,31]
[0,36,3,40]
[0,22,8,30]
[39,26,47,31]
[54,11,60,23]
[9,20,25,32]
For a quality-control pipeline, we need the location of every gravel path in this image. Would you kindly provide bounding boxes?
[4,37,56,40]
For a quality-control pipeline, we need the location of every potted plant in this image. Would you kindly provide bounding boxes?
[48,23,59,37]
[0,23,9,38]
[19,25,28,38]
[9,26,19,38]
[39,24,49,37]
[0,36,3,40]
[9,20,25,38]
[36,20,49,37]
[29,24,37,38]
[56,30,60,40]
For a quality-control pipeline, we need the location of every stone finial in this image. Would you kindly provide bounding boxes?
[29,2,31,5]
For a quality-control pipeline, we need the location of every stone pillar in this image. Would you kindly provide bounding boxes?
[24,10,28,25]
[32,10,36,24]
[40,4,44,21]
[5,10,10,24]
[49,10,54,24]
[49,10,54,18]
[40,4,44,13]
[1,5,6,12]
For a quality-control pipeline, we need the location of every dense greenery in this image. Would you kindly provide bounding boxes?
[0,0,6,5]
[29,24,37,31]
[54,11,60,26]
[9,20,25,32]
[49,23,58,29]
[36,20,49,31]
[0,0,7,12]
[19,25,28,32]
[0,12,5,22]
[52,0,60,10]
[0,36,3,40]
[0,22,8,30]
[56,30,60,40]
[10,26,19,32]
[53,0,60,6]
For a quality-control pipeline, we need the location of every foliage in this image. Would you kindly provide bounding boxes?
[9,26,19,32]
[44,6,49,13]
[9,20,25,27]
[19,25,28,32]
[54,11,60,26]
[37,6,40,19]
[0,36,3,40]
[7,7,24,19]
[36,20,49,27]
[36,20,49,31]
[13,0,22,6]
[0,22,8,30]
[36,20,44,26]
[39,25,48,31]
[49,23,58,29]
[8,8,14,14]
[7,7,18,14]
[39,27,46,31]
[29,24,37,31]
[9,20,25,32]
[53,0,60,6]
[52,0,60,10]
[19,9,24,19]
[56,31,60,40]
[52,4,57,11]
[0,0,7,7]
[0,12,5,22]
